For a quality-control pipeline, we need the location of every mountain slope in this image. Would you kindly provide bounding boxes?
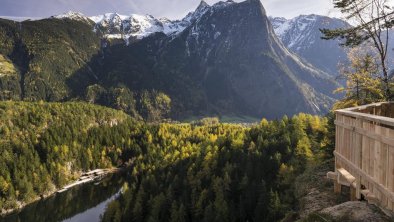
[0,101,138,214]
[0,18,100,101]
[94,0,338,118]
[270,15,350,76]
[0,0,339,119]
[55,2,211,44]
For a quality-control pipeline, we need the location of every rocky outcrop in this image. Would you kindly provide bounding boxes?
[319,201,392,222]
[294,159,393,222]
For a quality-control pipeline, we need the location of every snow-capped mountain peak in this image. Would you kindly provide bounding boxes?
[89,13,188,42]
[270,14,321,48]
[184,0,211,23]
[269,14,350,76]
[197,0,210,11]
[270,14,347,49]
[51,0,236,44]
[53,11,92,23]
[269,17,290,38]
[89,13,129,24]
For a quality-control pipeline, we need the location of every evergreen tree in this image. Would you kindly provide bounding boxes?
[268,190,282,221]
[253,180,269,222]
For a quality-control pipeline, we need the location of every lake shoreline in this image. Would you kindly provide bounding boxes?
[0,167,121,217]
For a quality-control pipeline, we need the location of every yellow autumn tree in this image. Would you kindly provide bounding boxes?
[334,47,384,109]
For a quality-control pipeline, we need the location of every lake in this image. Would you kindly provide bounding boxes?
[0,173,127,222]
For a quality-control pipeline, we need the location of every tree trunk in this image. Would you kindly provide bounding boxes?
[380,57,391,101]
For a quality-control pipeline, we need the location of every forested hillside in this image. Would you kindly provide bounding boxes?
[0,101,142,211]
[0,100,333,221]
[0,18,100,101]
[100,114,333,222]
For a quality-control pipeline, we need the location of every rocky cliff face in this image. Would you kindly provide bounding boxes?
[270,14,351,76]
[0,0,339,119]
[96,0,338,118]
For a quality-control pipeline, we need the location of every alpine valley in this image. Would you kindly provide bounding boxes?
[2,1,394,222]
[0,0,340,120]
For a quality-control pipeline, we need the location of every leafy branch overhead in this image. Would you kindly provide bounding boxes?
[321,0,394,100]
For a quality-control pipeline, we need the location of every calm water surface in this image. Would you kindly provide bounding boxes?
[0,173,127,222]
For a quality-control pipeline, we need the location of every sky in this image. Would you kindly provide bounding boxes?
[0,0,337,20]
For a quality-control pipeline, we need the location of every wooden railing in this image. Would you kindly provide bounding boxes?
[328,102,394,211]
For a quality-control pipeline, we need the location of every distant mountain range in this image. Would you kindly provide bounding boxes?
[0,0,339,120]
[270,14,394,77]
[269,15,351,76]
[51,1,214,44]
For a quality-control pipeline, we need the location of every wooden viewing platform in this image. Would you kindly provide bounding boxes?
[328,102,394,211]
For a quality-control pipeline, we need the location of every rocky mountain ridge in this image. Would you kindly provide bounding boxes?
[0,0,339,119]
[270,14,350,76]
[53,1,233,44]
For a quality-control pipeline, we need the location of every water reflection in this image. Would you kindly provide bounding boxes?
[1,173,126,222]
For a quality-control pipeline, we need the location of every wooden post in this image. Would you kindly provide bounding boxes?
[334,180,342,193]
[355,176,361,200]
[355,118,362,200]
[350,185,357,201]
[334,159,342,193]
[334,114,341,194]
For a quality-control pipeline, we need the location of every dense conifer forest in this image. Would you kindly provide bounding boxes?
[0,101,141,210]
[0,101,333,222]
[100,114,333,222]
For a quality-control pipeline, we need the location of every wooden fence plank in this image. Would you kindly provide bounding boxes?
[335,102,394,211]
[334,151,394,202]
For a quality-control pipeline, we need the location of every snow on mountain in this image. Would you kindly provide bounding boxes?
[53,11,189,43]
[51,1,235,43]
[51,6,350,75]
[53,11,92,24]
[270,14,350,76]
[89,0,233,42]
[270,14,324,50]
[0,0,338,118]
[270,17,289,38]
[90,13,167,41]
[88,0,337,118]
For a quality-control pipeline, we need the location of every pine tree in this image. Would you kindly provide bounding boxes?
[133,187,146,222]
[203,203,215,222]
[253,180,269,222]
[268,190,282,221]
[171,202,187,222]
